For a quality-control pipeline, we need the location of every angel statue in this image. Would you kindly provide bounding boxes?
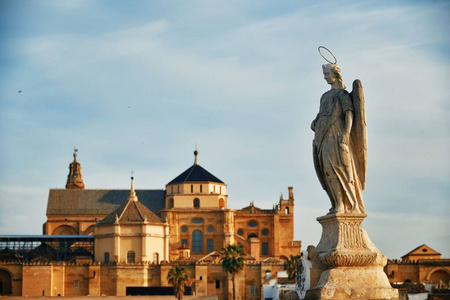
[311,47,367,214]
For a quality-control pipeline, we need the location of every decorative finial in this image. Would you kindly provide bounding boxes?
[128,174,138,202]
[73,147,78,161]
[194,150,199,165]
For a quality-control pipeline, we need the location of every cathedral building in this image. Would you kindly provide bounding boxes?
[45,150,300,262]
[0,150,301,298]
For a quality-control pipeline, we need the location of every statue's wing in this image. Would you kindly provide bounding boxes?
[350,79,368,190]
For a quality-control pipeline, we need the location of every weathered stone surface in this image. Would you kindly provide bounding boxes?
[316,214,376,268]
[311,64,367,215]
[300,213,398,299]
[306,267,399,300]
[303,59,399,299]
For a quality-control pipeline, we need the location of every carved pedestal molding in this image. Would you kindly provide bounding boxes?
[316,213,377,267]
[304,213,399,300]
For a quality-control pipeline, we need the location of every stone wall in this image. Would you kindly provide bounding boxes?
[385,259,450,285]
[0,260,287,298]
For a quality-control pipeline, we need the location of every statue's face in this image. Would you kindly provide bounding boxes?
[323,68,337,85]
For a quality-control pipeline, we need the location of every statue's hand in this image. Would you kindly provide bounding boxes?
[339,133,350,145]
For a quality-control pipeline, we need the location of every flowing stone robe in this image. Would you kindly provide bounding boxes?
[312,88,365,214]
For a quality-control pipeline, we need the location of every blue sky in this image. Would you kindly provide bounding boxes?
[0,0,449,259]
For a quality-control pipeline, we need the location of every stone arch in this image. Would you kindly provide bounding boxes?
[219,198,225,208]
[84,225,95,235]
[426,267,450,284]
[52,225,77,235]
[0,268,13,295]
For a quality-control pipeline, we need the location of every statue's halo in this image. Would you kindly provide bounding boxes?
[318,46,337,64]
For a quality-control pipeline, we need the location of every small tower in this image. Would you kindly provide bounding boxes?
[66,149,85,189]
[279,186,294,215]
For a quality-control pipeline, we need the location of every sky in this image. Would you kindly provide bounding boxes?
[0,0,449,260]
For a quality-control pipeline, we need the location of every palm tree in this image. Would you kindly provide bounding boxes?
[167,264,190,300]
[220,244,246,300]
[284,254,301,281]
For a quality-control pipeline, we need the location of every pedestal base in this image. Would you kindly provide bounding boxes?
[305,267,398,300]
[303,213,398,299]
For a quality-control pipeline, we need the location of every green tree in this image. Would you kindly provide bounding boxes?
[220,244,246,300]
[284,254,301,281]
[167,264,190,300]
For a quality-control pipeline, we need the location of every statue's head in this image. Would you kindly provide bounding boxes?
[322,64,346,89]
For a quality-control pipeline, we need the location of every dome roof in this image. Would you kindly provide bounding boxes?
[167,151,224,185]
[168,163,224,184]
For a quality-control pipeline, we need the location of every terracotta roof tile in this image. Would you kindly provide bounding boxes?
[46,189,165,216]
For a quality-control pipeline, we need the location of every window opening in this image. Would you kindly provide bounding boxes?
[192,230,203,253]
[207,239,214,252]
[193,198,200,208]
[127,251,135,264]
[262,242,269,255]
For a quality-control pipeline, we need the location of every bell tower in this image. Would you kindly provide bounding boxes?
[66,149,85,189]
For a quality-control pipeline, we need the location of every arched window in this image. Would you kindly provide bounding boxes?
[248,233,258,240]
[285,207,290,214]
[262,229,269,236]
[127,251,135,264]
[193,198,200,208]
[192,230,203,253]
[153,252,159,264]
[181,226,188,233]
[168,198,174,208]
[219,198,225,208]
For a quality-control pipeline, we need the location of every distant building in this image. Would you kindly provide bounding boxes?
[385,244,450,299]
[0,150,301,298]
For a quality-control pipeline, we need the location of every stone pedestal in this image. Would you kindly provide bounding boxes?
[305,213,398,300]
